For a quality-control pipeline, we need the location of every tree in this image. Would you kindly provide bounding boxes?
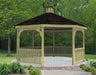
[0,0,44,56]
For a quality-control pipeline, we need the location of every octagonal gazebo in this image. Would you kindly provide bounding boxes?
[15,6,87,66]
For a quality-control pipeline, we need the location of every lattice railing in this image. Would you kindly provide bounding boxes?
[17,49,41,64]
[75,48,84,63]
[21,46,72,56]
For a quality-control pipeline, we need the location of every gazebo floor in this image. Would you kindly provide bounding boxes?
[11,57,89,68]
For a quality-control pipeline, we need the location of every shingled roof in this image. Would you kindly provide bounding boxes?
[16,13,86,27]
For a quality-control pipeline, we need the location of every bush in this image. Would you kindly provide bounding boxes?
[80,64,92,72]
[0,63,10,75]
[84,66,91,72]
[90,61,96,68]
[28,65,33,70]
[80,64,85,68]
[23,65,28,69]
[80,64,96,75]
[86,59,88,61]
[10,62,25,74]
[29,67,40,75]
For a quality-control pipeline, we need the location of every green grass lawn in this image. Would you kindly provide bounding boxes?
[85,54,96,62]
[0,50,96,64]
[0,51,16,64]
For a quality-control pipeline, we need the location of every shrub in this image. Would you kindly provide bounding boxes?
[80,64,85,68]
[29,67,40,75]
[80,64,87,70]
[0,63,25,74]
[80,64,92,72]
[80,64,96,75]
[10,62,25,74]
[28,65,33,70]
[86,59,88,61]
[90,61,96,68]
[23,65,28,69]
[0,63,10,75]
[84,66,91,72]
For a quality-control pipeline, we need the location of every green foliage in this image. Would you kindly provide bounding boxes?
[0,0,96,54]
[75,31,83,48]
[91,67,96,75]
[29,67,40,75]
[0,63,25,74]
[86,58,88,61]
[80,64,85,68]
[23,65,28,69]
[0,64,10,75]
[20,32,32,47]
[80,64,92,72]
[10,62,25,74]
[80,64,96,75]
[90,61,96,68]
[28,65,33,70]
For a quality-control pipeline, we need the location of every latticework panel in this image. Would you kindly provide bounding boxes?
[18,49,41,64]
[45,46,72,56]
[21,46,72,57]
[75,48,84,63]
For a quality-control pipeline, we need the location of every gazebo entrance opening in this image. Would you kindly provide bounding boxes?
[44,28,72,57]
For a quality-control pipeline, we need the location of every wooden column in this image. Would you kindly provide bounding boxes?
[72,28,76,65]
[82,30,85,60]
[53,31,55,57]
[17,30,21,62]
[32,31,34,48]
[41,27,44,66]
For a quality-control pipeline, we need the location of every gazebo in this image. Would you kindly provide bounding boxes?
[15,6,87,66]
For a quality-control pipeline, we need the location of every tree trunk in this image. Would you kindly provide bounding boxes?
[8,33,11,56]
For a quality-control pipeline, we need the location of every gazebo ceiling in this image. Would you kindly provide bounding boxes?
[16,13,86,27]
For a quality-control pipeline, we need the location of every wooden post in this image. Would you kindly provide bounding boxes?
[82,30,85,60]
[41,27,44,66]
[53,31,55,57]
[72,28,76,65]
[17,30,20,62]
[32,31,34,48]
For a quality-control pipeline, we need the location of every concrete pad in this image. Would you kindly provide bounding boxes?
[11,57,88,67]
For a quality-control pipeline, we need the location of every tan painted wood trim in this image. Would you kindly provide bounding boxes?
[42,24,87,29]
[15,24,87,30]
[45,30,72,32]
[19,48,41,51]
[75,48,84,51]
[82,30,85,60]
[41,27,44,66]
[72,28,76,65]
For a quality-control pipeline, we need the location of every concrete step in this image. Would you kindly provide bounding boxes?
[41,70,92,75]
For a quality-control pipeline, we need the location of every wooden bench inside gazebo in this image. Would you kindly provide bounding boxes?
[15,6,87,66]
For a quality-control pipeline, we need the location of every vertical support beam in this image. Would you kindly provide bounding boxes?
[72,28,76,65]
[53,31,55,57]
[17,29,21,62]
[41,27,44,66]
[32,31,34,48]
[82,30,85,60]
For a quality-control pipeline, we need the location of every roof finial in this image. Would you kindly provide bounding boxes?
[46,6,54,13]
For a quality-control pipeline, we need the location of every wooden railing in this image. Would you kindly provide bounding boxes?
[17,48,42,64]
[75,48,84,63]
[21,46,72,56]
